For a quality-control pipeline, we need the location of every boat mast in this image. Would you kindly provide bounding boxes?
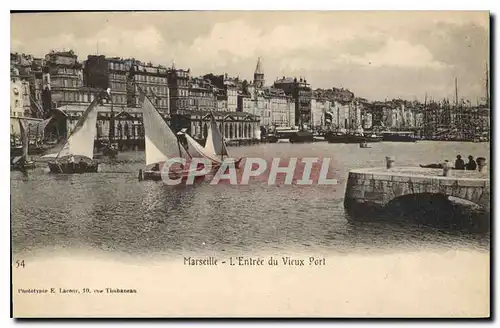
[219,113,224,161]
[423,93,427,138]
[485,62,490,107]
[336,102,340,131]
[109,91,114,144]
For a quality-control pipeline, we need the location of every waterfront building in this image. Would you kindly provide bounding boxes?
[246,87,270,127]
[311,91,334,129]
[187,77,217,112]
[237,93,253,114]
[30,58,45,117]
[362,112,373,129]
[171,111,260,141]
[11,79,25,118]
[216,93,228,111]
[42,50,84,110]
[203,73,239,112]
[107,57,129,107]
[264,87,295,127]
[83,55,128,108]
[10,53,46,118]
[244,84,268,126]
[167,66,190,113]
[225,83,238,112]
[127,60,169,113]
[328,100,350,129]
[273,76,312,128]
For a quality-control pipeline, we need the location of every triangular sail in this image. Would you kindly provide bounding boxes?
[138,88,189,166]
[204,112,228,157]
[34,117,53,139]
[57,96,101,160]
[185,133,222,164]
[18,119,29,159]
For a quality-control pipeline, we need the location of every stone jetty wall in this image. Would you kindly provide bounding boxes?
[344,167,490,216]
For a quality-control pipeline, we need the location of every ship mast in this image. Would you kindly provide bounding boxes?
[485,62,490,107]
[423,93,428,138]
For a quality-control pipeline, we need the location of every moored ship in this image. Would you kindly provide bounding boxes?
[326,131,382,144]
[381,131,417,142]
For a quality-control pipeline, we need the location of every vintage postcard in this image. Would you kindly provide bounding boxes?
[10,10,490,318]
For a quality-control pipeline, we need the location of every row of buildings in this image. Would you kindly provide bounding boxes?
[11,50,490,142]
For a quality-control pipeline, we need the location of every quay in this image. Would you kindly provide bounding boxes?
[344,166,490,219]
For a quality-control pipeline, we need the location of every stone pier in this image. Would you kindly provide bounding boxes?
[344,167,490,218]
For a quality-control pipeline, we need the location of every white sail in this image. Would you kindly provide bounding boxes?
[139,89,189,166]
[204,113,228,157]
[35,117,53,139]
[185,133,222,164]
[57,106,98,159]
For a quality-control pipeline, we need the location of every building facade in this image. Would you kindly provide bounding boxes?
[265,88,295,127]
[187,77,216,112]
[10,53,46,118]
[273,77,312,128]
[167,66,190,114]
[42,50,84,110]
[172,111,260,141]
[11,80,25,118]
[127,60,169,113]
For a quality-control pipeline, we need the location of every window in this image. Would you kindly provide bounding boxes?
[15,100,19,107]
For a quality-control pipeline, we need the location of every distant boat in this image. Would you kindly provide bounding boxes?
[289,130,314,143]
[11,118,35,171]
[137,87,204,182]
[46,91,106,174]
[183,112,243,169]
[381,131,417,142]
[326,131,382,144]
[274,127,300,139]
[262,134,279,143]
[94,143,119,159]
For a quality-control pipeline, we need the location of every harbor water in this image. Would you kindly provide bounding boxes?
[11,141,490,258]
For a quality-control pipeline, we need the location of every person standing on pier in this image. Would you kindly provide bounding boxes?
[454,155,465,170]
[465,155,477,171]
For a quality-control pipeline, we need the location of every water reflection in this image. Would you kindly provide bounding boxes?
[11,142,490,257]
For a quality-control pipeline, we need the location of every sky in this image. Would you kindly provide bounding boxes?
[11,11,489,102]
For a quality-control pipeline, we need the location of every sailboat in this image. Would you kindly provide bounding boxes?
[137,88,204,182]
[46,90,107,174]
[11,118,35,171]
[183,112,243,169]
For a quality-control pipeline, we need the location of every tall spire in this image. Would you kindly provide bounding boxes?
[253,57,265,88]
[255,57,263,75]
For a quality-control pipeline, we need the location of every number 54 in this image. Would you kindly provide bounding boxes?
[15,260,25,268]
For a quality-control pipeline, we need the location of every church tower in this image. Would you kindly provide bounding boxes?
[253,57,265,88]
